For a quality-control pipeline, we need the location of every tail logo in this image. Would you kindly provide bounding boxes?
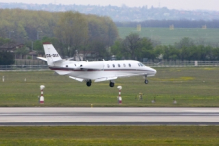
[46,54,59,57]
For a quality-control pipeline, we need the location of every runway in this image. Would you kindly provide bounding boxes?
[0,107,219,126]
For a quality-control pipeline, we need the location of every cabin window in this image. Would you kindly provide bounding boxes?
[66,65,68,67]
[113,64,115,67]
[118,64,120,67]
[123,64,126,67]
[107,64,110,68]
[138,63,141,67]
[129,64,131,67]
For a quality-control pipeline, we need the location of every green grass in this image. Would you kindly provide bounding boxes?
[0,126,219,145]
[118,27,219,45]
[0,67,219,107]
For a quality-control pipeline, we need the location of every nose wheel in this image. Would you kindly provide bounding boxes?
[86,80,92,87]
[144,75,149,84]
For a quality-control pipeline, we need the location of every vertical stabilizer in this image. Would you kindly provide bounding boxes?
[43,42,62,66]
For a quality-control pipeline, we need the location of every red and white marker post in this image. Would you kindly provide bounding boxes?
[117,86,122,104]
[40,85,45,104]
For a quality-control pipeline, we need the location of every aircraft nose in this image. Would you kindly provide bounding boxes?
[149,67,157,75]
[153,69,157,74]
[146,67,157,76]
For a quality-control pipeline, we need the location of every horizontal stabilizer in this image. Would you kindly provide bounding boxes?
[94,77,118,83]
[69,76,84,82]
[37,57,47,62]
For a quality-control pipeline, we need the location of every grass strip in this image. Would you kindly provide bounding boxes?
[0,126,219,145]
[0,67,219,107]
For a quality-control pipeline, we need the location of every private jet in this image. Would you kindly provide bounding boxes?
[38,43,157,87]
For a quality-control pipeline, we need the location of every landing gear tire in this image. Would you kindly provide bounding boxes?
[86,80,92,87]
[109,82,114,87]
[145,79,149,84]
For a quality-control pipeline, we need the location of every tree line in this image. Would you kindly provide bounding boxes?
[0,9,118,58]
[116,20,219,28]
[111,34,219,61]
[0,9,219,65]
[0,51,14,65]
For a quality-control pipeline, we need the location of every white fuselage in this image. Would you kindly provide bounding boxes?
[40,43,156,86]
[49,60,156,81]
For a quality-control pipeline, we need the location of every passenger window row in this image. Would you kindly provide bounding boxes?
[107,63,131,68]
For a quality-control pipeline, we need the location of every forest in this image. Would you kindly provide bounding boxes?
[0,9,118,59]
[0,9,219,65]
[111,34,219,61]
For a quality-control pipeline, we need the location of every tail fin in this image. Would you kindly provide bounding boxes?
[43,42,62,66]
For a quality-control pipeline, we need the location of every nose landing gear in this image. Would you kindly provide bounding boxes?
[144,75,148,84]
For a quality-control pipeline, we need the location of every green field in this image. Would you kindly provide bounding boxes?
[0,126,219,145]
[118,27,219,45]
[0,67,219,107]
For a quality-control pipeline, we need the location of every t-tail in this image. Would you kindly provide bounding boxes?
[38,42,62,66]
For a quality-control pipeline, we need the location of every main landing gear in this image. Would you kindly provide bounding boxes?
[86,80,92,87]
[109,81,115,87]
[86,80,115,87]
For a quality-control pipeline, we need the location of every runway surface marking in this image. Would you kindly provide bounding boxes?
[0,108,219,125]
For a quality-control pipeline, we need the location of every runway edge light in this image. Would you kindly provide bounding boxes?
[40,85,45,104]
[117,86,122,104]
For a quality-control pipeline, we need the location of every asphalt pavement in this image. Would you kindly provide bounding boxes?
[0,107,219,126]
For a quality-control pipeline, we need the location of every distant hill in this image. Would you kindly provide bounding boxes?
[0,3,219,22]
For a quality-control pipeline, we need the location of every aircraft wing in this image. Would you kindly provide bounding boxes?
[94,77,118,82]
[69,73,154,83]
[94,73,147,83]
[94,73,154,83]
[116,73,155,78]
